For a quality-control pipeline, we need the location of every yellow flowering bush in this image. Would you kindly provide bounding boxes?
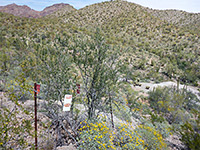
[78,120,115,150]
[78,119,167,150]
[135,124,167,150]
[115,123,167,150]
[115,123,147,150]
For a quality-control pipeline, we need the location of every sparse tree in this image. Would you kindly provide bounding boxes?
[71,29,121,120]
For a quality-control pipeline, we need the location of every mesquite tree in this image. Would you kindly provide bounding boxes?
[71,30,121,120]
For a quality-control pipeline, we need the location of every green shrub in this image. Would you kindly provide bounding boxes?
[0,77,33,149]
[148,86,200,124]
[179,111,200,150]
[153,121,171,139]
[149,112,172,138]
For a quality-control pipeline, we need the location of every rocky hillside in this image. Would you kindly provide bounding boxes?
[147,8,200,35]
[53,0,200,84]
[40,3,75,17]
[0,1,200,149]
[0,3,75,18]
[0,0,199,85]
[147,9,200,26]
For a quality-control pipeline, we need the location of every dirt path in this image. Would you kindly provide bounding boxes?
[132,81,200,100]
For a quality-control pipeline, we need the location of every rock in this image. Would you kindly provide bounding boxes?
[145,86,150,89]
[57,144,76,150]
[166,134,186,150]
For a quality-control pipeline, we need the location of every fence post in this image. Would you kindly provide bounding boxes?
[34,83,38,150]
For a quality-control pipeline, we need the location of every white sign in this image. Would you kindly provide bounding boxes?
[63,94,72,111]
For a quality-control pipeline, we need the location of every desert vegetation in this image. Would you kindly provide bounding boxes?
[0,0,199,149]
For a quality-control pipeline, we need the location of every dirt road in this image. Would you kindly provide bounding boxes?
[132,81,200,100]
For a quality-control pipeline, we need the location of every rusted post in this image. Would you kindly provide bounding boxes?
[34,83,38,150]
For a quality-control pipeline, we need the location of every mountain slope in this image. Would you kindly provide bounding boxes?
[0,3,40,18]
[0,0,199,85]
[147,9,200,35]
[0,3,75,18]
[40,1,200,84]
[40,3,75,17]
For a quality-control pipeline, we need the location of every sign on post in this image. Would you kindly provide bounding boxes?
[34,83,40,150]
[36,84,40,94]
[76,84,80,94]
[63,95,72,111]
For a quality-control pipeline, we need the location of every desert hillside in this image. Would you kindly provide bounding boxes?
[0,0,199,149]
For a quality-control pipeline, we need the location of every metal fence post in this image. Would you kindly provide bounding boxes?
[34,83,37,150]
